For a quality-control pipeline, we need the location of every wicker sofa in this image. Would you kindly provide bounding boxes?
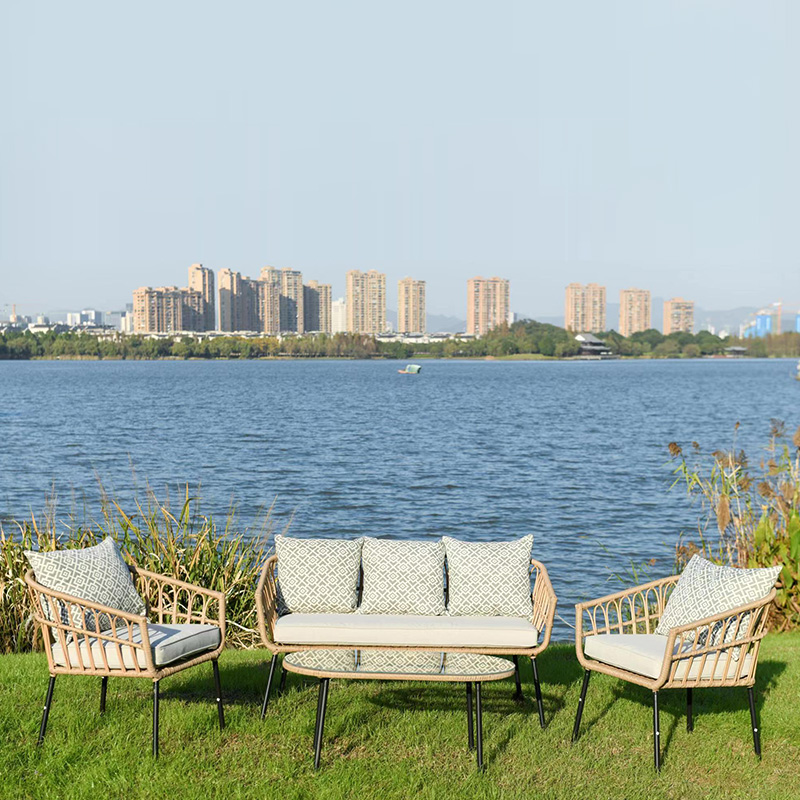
[255,536,557,724]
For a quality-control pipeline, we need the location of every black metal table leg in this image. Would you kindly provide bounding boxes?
[260,655,278,719]
[466,682,474,749]
[686,687,693,732]
[212,659,225,730]
[37,675,56,746]
[531,656,545,728]
[653,691,661,772]
[748,687,761,758]
[100,676,108,715]
[572,670,591,743]
[475,681,484,771]
[153,680,160,758]
[313,678,324,753]
[314,679,330,769]
[512,656,523,701]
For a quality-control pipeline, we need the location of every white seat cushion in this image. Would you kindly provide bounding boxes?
[274,613,538,649]
[584,633,753,681]
[51,623,221,670]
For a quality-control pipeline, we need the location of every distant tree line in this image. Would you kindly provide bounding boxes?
[1,324,799,360]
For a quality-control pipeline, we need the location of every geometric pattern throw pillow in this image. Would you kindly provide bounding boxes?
[24,537,146,632]
[443,535,534,618]
[655,555,781,654]
[358,538,446,616]
[275,535,363,615]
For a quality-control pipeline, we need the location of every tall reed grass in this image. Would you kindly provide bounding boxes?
[670,420,800,631]
[0,486,277,653]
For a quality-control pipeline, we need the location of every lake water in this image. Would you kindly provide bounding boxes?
[2,358,798,639]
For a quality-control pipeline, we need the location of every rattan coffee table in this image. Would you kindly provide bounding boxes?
[282,649,516,770]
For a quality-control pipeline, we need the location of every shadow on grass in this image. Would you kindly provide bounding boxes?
[575,658,787,764]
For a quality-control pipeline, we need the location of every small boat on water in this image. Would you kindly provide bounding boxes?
[398,364,422,374]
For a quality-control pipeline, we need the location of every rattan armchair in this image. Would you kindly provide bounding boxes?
[26,565,226,757]
[572,575,775,770]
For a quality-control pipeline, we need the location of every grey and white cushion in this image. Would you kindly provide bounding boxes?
[359,538,446,615]
[443,535,534,618]
[275,535,362,615]
[655,555,781,652]
[25,537,146,632]
[51,623,221,669]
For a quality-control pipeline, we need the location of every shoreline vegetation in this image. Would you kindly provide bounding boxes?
[1,321,799,361]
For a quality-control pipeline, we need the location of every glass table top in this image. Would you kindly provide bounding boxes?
[283,650,516,681]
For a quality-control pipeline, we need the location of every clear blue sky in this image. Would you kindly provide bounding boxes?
[1,0,798,319]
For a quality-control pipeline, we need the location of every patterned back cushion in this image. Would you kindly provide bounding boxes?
[359,538,446,615]
[275,535,362,615]
[655,555,781,653]
[25,537,146,632]
[443,535,534,618]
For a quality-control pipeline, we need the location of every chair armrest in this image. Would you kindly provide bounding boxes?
[255,555,279,650]
[25,570,155,673]
[575,575,680,647]
[530,559,557,651]
[132,566,226,642]
[656,589,776,686]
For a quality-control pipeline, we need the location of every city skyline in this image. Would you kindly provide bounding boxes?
[6,257,798,338]
[2,4,798,321]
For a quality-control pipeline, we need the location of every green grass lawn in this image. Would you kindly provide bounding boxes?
[2,635,799,800]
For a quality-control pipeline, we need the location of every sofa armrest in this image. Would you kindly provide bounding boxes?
[256,555,279,651]
[575,575,680,649]
[530,559,557,651]
[656,588,775,686]
[25,570,155,674]
[132,566,226,643]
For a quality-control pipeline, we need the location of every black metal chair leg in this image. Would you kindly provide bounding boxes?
[512,656,523,701]
[571,670,591,743]
[279,662,287,692]
[653,691,661,772]
[686,687,693,732]
[212,659,225,731]
[153,680,160,758]
[748,687,761,758]
[260,655,278,719]
[531,657,545,728]
[99,676,108,715]
[314,679,330,769]
[475,681,484,771]
[37,676,56,746]
[466,682,474,750]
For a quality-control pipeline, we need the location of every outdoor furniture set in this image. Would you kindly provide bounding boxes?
[24,534,781,771]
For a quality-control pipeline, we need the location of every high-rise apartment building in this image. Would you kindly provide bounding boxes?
[132,286,204,333]
[346,270,386,334]
[397,278,426,334]
[663,298,694,335]
[188,263,216,330]
[466,276,510,336]
[331,297,347,333]
[303,280,332,333]
[218,269,263,332]
[133,264,215,334]
[564,283,606,332]
[279,268,304,333]
[619,288,652,337]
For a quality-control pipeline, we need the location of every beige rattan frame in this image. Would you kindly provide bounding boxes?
[575,576,775,691]
[25,564,226,755]
[573,574,776,770]
[256,555,557,658]
[26,566,226,680]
